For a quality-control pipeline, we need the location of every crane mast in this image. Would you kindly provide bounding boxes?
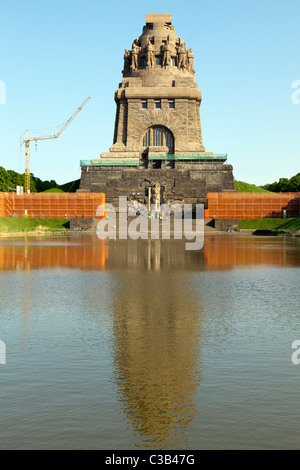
[20,97,91,193]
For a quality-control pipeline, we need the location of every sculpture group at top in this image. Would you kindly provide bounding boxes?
[123,38,195,74]
[122,16,195,75]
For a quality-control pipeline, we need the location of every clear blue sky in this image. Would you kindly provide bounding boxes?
[0,0,299,185]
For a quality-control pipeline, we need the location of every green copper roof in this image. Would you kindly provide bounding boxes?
[80,160,140,167]
[80,153,227,167]
[148,153,227,161]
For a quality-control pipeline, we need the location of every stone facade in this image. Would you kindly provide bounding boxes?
[79,14,235,206]
[80,166,235,209]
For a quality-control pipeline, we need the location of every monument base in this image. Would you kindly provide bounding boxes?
[79,155,235,208]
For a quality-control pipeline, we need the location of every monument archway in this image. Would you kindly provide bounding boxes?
[142,126,174,153]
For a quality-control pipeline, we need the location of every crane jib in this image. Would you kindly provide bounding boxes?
[20,97,91,193]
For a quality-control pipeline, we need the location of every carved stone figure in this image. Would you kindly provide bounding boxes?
[162,40,171,67]
[177,42,187,70]
[187,48,195,73]
[146,38,154,67]
[152,182,161,210]
[123,49,131,72]
[131,42,141,71]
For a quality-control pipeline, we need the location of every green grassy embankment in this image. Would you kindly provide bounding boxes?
[42,179,80,193]
[0,218,69,234]
[59,179,80,192]
[234,180,271,193]
[43,188,65,193]
[238,218,300,234]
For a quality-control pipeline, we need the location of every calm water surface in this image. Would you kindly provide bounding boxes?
[0,234,300,450]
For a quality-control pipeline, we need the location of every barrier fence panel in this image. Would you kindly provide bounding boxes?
[0,194,6,217]
[0,195,8,216]
[206,192,300,219]
[1,192,299,220]
[0,193,106,219]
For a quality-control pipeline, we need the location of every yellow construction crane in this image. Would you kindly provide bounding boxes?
[20,97,91,193]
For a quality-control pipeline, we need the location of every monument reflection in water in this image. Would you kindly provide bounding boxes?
[1,236,299,272]
[111,253,203,447]
[0,236,300,448]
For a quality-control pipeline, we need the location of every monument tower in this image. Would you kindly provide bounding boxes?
[79,14,235,206]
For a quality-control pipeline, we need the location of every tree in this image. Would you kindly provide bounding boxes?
[262,173,300,192]
[289,173,300,192]
[0,166,58,192]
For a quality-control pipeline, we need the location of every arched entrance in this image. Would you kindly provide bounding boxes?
[143,126,174,153]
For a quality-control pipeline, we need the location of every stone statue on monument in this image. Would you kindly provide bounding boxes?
[152,182,161,210]
[146,38,154,67]
[123,49,131,72]
[187,48,195,73]
[177,41,187,70]
[162,39,171,67]
[131,41,141,71]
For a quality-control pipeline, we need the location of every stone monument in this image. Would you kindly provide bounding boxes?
[79,14,235,207]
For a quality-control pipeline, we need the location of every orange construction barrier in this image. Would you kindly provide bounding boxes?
[0,195,5,217]
[206,192,300,219]
[1,191,299,220]
[0,192,106,219]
